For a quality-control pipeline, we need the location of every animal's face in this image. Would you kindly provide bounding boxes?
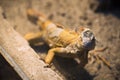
[80,28,95,51]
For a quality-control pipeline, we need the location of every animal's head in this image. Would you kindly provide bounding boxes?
[78,27,96,51]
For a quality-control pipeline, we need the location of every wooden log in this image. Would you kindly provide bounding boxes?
[0,10,63,80]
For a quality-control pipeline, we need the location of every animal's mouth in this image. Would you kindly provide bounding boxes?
[81,29,95,50]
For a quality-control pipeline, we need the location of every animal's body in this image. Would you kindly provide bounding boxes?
[24,9,95,67]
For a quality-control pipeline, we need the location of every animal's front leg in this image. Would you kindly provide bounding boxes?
[24,32,42,41]
[24,32,43,45]
[45,47,66,64]
[89,47,111,68]
[77,51,88,68]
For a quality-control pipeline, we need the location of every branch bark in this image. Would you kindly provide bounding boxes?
[0,9,63,80]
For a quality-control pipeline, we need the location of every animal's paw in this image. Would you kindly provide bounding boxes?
[44,63,53,68]
[39,58,53,68]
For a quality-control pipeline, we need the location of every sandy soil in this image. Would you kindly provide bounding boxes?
[0,0,120,80]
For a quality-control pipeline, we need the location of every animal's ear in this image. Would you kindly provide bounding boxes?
[56,23,64,29]
[75,26,85,33]
[79,26,85,32]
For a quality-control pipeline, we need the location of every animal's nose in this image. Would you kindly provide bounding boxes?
[82,30,95,50]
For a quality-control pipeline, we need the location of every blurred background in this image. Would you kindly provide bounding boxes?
[0,0,120,80]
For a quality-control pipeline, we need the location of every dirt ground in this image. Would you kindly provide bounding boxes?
[0,0,120,80]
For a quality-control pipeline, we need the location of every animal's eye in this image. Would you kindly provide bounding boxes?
[83,30,93,38]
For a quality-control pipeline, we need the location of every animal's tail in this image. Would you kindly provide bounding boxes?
[27,9,53,30]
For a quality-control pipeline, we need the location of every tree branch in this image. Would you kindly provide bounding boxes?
[0,9,63,80]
